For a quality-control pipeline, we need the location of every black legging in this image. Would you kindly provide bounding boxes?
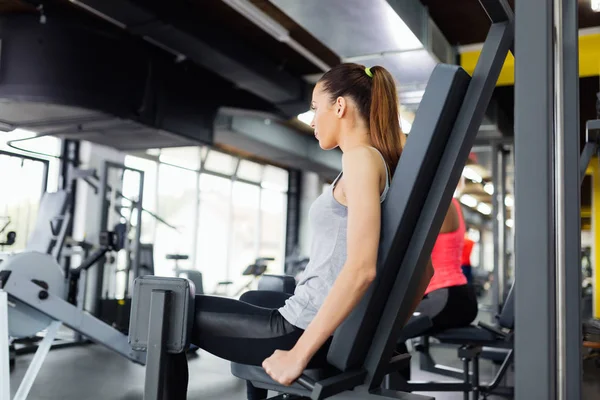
[164,291,330,400]
[415,283,478,333]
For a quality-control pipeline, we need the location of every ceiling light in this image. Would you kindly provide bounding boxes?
[297,110,314,126]
[506,219,514,228]
[592,0,600,12]
[483,183,494,195]
[460,194,478,208]
[476,203,492,215]
[505,195,514,208]
[463,167,483,183]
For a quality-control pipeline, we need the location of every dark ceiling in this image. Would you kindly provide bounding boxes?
[422,0,600,46]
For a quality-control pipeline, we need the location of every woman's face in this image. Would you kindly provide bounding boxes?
[310,83,340,150]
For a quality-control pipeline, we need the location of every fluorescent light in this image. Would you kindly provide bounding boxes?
[592,0,600,12]
[297,110,314,126]
[401,118,412,134]
[483,183,494,195]
[505,195,514,208]
[460,194,478,208]
[382,3,423,51]
[462,167,482,183]
[506,219,514,228]
[476,203,492,215]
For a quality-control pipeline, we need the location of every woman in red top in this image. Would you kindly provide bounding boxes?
[415,197,478,331]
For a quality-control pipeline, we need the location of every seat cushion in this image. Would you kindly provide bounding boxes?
[432,325,499,345]
[230,363,338,396]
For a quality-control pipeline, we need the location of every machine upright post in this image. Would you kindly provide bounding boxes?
[144,290,169,400]
[1,291,11,400]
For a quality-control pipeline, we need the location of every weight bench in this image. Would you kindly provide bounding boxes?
[130,11,512,398]
[389,285,515,399]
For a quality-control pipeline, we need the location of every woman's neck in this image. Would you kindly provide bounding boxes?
[338,122,372,153]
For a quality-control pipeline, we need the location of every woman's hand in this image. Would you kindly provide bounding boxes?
[262,349,308,386]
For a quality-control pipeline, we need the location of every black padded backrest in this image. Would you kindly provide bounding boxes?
[326,64,471,371]
[26,190,70,254]
[498,282,515,329]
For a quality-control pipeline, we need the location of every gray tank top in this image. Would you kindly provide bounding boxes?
[279,148,390,329]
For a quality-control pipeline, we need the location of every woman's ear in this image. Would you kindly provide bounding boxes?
[335,96,347,118]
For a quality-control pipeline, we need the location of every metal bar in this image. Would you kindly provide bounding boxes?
[0,149,51,165]
[366,21,514,389]
[13,321,61,400]
[554,0,567,396]
[144,290,169,400]
[132,168,144,295]
[479,0,514,23]
[0,291,10,400]
[491,144,501,313]
[514,0,556,398]
[499,147,508,300]
[580,143,597,185]
[558,0,581,397]
[478,0,515,55]
[3,275,145,365]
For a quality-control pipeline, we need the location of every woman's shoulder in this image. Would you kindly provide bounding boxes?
[342,146,382,170]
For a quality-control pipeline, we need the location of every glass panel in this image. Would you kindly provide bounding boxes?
[197,174,232,292]
[124,156,158,245]
[0,155,46,251]
[228,181,261,293]
[204,150,237,175]
[159,147,201,170]
[237,160,263,182]
[259,188,287,274]
[0,129,61,193]
[262,165,289,192]
[153,164,198,276]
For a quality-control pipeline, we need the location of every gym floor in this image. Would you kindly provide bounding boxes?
[10,337,600,400]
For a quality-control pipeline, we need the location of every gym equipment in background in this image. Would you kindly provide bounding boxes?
[213,257,274,297]
[0,227,146,400]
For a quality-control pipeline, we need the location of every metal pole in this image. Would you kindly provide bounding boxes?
[515,0,556,398]
[491,143,501,313]
[499,146,508,301]
[0,291,10,400]
[132,169,144,294]
[144,290,169,400]
[553,0,567,397]
[558,0,582,396]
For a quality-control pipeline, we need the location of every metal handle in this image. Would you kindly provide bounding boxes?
[296,374,316,390]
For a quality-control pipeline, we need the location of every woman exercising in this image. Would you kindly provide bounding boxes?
[164,63,434,399]
[414,189,478,332]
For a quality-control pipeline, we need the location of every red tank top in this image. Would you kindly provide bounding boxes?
[425,198,468,295]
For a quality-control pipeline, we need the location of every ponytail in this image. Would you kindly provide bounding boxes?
[369,66,404,176]
[318,63,405,176]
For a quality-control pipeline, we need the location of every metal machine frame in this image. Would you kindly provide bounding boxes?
[130,2,514,399]
[0,269,146,400]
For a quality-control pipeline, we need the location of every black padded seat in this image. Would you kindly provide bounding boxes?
[432,326,498,345]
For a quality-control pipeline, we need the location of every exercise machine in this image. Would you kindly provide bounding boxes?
[214,257,274,297]
[389,285,515,399]
[0,228,146,400]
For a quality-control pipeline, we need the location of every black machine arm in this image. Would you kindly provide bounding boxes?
[70,230,123,279]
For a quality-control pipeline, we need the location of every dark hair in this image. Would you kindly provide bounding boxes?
[318,63,405,176]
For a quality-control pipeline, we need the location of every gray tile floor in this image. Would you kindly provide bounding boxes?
[8,329,600,399]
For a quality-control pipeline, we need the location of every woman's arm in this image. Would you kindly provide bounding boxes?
[262,147,382,385]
